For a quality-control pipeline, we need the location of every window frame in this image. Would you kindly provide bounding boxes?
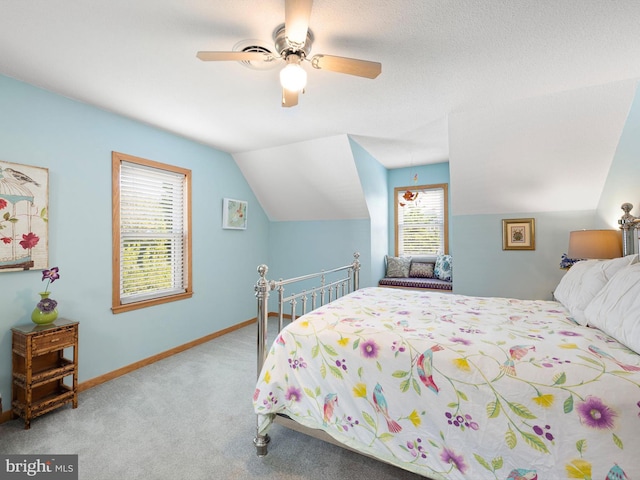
[111,151,193,314]
[394,183,449,257]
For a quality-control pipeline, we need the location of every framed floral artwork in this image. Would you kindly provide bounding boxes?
[222,198,247,230]
[0,160,49,271]
[502,218,535,250]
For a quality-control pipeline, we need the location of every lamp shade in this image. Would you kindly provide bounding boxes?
[567,229,622,259]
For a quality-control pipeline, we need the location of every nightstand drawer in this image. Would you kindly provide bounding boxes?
[31,327,76,354]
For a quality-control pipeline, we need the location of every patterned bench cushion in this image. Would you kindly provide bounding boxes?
[378,277,453,291]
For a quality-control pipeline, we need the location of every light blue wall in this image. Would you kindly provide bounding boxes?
[452,82,640,300]
[350,138,388,282]
[452,210,596,299]
[387,162,451,257]
[0,75,269,405]
[267,219,371,287]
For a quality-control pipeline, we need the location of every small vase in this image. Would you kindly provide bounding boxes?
[31,291,58,325]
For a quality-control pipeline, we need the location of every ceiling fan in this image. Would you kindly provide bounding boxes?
[196,0,382,107]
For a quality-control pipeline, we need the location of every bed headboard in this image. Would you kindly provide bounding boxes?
[619,203,640,256]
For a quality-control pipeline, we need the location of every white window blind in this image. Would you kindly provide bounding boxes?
[119,161,187,304]
[397,185,446,256]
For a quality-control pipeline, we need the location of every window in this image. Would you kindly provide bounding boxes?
[394,183,448,256]
[112,152,192,313]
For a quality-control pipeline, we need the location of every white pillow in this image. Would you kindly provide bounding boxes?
[553,255,638,325]
[584,262,640,354]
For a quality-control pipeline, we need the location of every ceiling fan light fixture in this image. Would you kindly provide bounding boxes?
[280,54,307,92]
[196,3,381,107]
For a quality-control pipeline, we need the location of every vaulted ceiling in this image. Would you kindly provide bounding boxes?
[2,1,640,220]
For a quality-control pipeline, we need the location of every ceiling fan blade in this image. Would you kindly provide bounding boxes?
[310,54,381,79]
[282,88,299,108]
[196,51,270,62]
[285,0,313,47]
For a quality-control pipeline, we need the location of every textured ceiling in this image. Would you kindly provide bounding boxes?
[2,1,640,169]
[2,1,640,220]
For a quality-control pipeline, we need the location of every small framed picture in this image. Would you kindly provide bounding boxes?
[222,198,247,230]
[502,218,535,250]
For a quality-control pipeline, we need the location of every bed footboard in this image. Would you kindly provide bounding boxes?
[253,253,360,457]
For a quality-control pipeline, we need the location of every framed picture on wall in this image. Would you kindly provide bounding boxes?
[222,198,248,230]
[0,160,49,272]
[502,218,535,250]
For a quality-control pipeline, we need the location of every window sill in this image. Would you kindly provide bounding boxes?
[112,291,193,314]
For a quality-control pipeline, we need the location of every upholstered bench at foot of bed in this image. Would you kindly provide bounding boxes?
[378,277,453,291]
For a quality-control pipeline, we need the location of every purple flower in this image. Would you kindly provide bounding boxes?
[42,266,60,283]
[37,298,58,313]
[285,386,302,403]
[262,391,278,409]
[558,330,582,337]
[360,339,379,359]
[576,396,617,429]
[288,357,307,369]
[450,337,471,346]
[406,439,427,459]
[533,424,554,442]
[458,327,483,334]
[440,447,468,474]
[40,266,61,294]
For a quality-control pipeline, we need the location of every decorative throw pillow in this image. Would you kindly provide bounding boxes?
[385,256,411,278]
[553,260,599,324]
[434,254,452,282]
[553,255,638,325]
[409,262,434,278]
[584,262,640,355]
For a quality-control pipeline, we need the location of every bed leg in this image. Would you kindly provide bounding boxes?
[254,433,270,457]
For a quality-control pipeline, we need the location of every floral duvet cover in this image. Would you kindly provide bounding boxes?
[253,287,640,479]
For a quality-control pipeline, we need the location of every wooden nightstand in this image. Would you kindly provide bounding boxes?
[11,318,78,429]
